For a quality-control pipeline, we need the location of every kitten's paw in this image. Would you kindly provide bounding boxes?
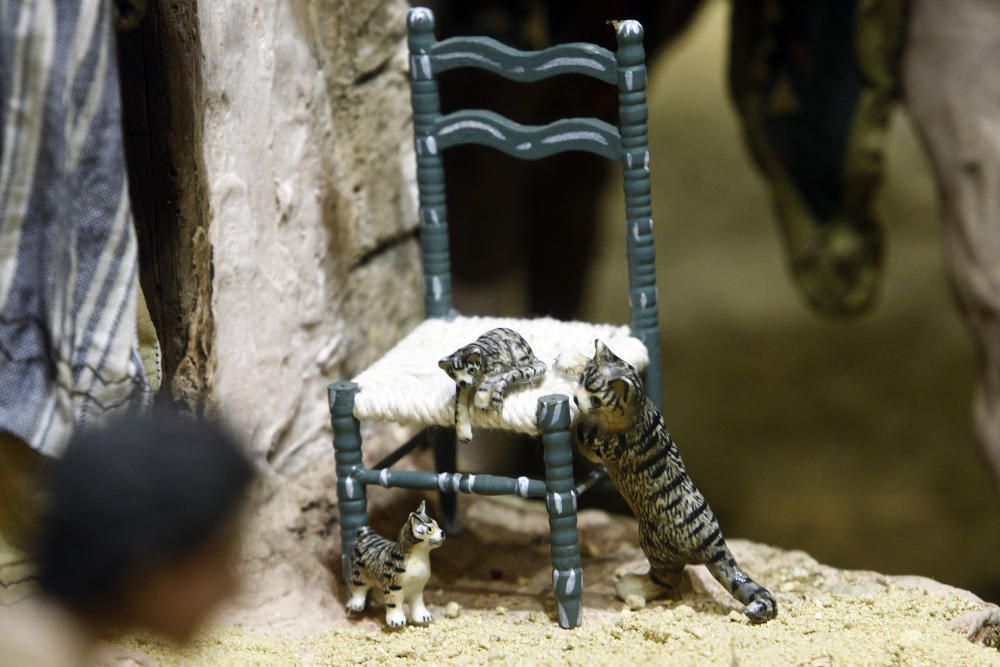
[473,388,491,410]
[555,351,588,377]
[457,423,473,443]
[386,611,407,628]
[412,611,434,624]
[346,596,367,613]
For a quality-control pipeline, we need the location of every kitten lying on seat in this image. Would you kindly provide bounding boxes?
[439,328,546,442]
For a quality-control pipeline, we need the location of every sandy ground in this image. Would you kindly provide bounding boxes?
[111,495,998,666]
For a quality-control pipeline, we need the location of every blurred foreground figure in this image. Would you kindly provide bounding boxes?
[0,0,160,555]
[0,409,255,666]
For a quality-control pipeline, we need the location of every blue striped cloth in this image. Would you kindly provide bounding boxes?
[0,0,149,456]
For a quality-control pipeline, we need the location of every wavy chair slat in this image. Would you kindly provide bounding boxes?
[425,36,617,84]
[428,109,622,161]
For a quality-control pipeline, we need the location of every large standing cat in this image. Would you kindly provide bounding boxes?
[439,327,547,442]
[346,500,445,627]
[572,341,777,623]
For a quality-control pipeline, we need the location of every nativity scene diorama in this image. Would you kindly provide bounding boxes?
[4,0,1000,664]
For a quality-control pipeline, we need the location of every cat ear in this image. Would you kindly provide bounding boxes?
[594,340,615,362]
[416,500,427,515]
[609,378,632,403]
[438,356,453,371]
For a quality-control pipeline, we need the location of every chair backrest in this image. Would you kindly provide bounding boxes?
[406,7,663,410]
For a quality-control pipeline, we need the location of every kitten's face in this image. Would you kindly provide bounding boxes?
[438,348,482,387]
[574,340,644,433]
[409,502,445,548]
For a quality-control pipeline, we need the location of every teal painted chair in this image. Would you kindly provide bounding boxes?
[329,7,662,629]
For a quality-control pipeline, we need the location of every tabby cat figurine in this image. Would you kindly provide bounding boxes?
[346,500,445,627]
[573,341,778,623]
[439,327,547,442]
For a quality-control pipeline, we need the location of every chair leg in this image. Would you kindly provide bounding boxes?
[538,394,583,629]
[329,382,369,585]
[431,427,460,534]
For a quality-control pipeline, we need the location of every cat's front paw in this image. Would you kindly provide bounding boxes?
[456,422,473,443]
[386,610,407,628]
[473,388,491,410]
[412,611,433,624]
[346,595,367,613]
[555,351,588,377]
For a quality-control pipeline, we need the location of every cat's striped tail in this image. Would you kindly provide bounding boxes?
[704,547,778,623]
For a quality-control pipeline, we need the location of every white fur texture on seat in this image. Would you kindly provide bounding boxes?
[351,316,649,436]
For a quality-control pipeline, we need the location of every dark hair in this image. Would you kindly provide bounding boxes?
[36,407,256,613]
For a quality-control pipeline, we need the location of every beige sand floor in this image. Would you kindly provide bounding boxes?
[123,497,999,666]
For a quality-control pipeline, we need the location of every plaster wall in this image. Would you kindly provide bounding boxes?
[195,0,422,472]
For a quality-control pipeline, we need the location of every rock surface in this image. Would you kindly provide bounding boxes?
[117,495,999,666]
[195,0,422,471]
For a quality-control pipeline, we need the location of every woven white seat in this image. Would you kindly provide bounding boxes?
[352,315,649,436]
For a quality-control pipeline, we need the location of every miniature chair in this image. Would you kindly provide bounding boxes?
[329,8,662,629]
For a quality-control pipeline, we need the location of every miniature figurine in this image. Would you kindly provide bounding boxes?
[573,341,778,623]
[346,500,445,628]
[438,327,547,442]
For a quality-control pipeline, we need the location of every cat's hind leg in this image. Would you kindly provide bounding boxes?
[346,565,370,613]
[384,586,407,628]
[703,546,777,623]
[524,359,547,382]
[481,363,547,411]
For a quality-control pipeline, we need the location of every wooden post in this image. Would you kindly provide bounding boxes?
[408,7,453,319]
[539,394,583,629]
[328,382,368,584]
[616,20,663,411]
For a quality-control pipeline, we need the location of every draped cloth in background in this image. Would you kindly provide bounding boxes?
[0,0,151,458]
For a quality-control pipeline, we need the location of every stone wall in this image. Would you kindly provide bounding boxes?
[117,0,426,627]
[199,0,422,472]
[126,0,423,471]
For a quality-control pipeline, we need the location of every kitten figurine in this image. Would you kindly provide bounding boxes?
[573,340,778,623]
[438,327,547,442]
[346,500,445,627]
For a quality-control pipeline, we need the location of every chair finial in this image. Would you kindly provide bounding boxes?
[408,7,435,31]
[615,19,644,44]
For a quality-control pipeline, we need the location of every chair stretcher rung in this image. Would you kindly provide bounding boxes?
[353,467,547,498]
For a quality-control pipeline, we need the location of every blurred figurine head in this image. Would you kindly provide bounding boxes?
[36,407,255,643]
